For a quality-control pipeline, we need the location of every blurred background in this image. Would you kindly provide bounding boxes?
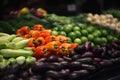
[0,0,120,19]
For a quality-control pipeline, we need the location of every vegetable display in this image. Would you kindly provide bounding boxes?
[1,41,120,80]
[16,24,79,59]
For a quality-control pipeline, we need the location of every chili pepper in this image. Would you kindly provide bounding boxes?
[34,46,50,59]
[16,26,29,36]
[45,35,57,44]
[36,37,45,46]
[70,43,79,50]
[39,30,52,38]
[56,35,68,43]
[58,43,71,56]
[45,41,58,54]
[32,24,45,31]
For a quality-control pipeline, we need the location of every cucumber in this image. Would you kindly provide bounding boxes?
[0,49,33,58]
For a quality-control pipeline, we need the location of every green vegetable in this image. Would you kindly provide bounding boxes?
[26,56,36,64]
[14,39,30,49]
[8,58,17,65]
[0,61,8,69]
[0,32,9,37]
[16,56,26,65]
[0,34,16,42]
[12,37,25,43]
[0,49,33,58]
[0,55,4,62]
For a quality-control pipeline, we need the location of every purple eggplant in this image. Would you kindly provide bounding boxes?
[81,51,94,58]
[81,64,96,71]
[74,45,86,53]
[59,69,70,79]
[46,55,59,62]
[45,70,62,79]
[77,58,93,64]
[72,54,81,61]
[69,61,82,71]
[60,61,69,69]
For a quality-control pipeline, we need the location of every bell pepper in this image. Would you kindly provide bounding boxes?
[56,35,68,43]
[32,24,45,31]
[45,41,58,54]
[34,46,50,59]
[39,30,52,38]
[45,35,57,44]
[27,38,36,47]
[70,43,79,50]
[16,26,29,36]
[58,43,71,56]
[36,37,45,46]
[29,30,40,39]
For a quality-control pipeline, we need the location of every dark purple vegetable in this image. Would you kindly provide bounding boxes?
[77,58,93,64]
[84,41,92,50]
[59,69,70,79]
[28,75,41,80]
[72,54,81,61]
[69,61,81,71]
[37,58,47,62]
[94,58,102,62]
[74,45,86,53]
[31,62,52,74]
[19,71,29,79]
[100,60,113,67]
[46,55,59,62]
[69,51,77,57]
[63,56,72,62]
[60,61,69,69]
[2,74,16,80]
[81,51,94,58]
[111,51,120,58]
[58,57,64,62]
[50,62,62,71]
[45,70,62,79]
[69,70,89,80]
[81,64,96,71]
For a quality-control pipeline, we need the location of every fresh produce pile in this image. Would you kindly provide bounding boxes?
[16,24,78,59]
[52,23,119,45]
[103,9,120,20]
[1,41,120,80]
[86,13,120,32]
[0,8,120,80]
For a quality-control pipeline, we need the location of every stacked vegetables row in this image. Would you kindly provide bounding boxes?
[1,40,120,80]
[87,13,120,32]
[16,24,78,59]
[52,23,119,45]
[0,33,36,73]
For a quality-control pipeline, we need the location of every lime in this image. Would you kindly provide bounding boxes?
[58,26,64,31]
[78,23,86,29]
[107,35,114,42]
[81,30,88,36]
[101,37,107,43]
[74,38,82,44]
[101,29,108,36]
[64,26,73,33]
[80,36,88,43]
[68,32,77,40]
[59,31,67,36]
[87,34,94,41]
[73,26,80,31]
[113,37,118,41]
[67,37,72,43]
[52,30,58,36]
[94,30,101,36]
[94,37,102,45]
[86,26,95,33]
[74,31,81,38]
[53,27,58,31]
